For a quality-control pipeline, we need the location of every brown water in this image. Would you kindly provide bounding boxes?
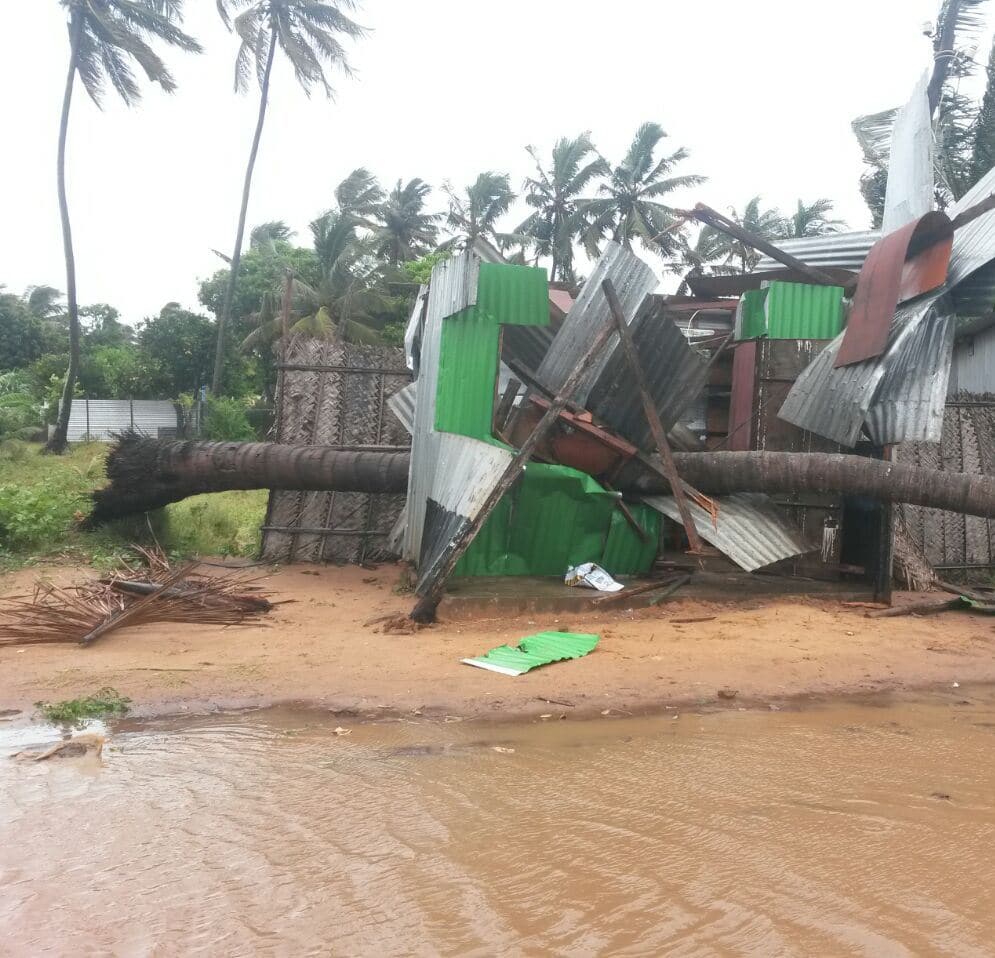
[3,693,995,957]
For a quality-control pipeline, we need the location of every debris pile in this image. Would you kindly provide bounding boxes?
[0,550,273,647]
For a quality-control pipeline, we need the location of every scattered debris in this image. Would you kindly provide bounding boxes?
[670,615,716,624]
[333,727,351,737]
[566,563,623,592]
[717,688,739,700]
[35,688,130,724]
[462,631,599,676]
[0,550,274,647]
[537,696,576,708]
[12,733,106,762]
[491,746,515,754]
[592,574,690,607]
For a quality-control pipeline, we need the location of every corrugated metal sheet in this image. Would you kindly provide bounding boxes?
[454,463,659,578]
[755,232,879,274]
[778,297,943,446]
[949,324,995,393]
[765,282,845,339]
[387,381,416,436]
[65,399,178,442]
[533,241,658,404]
[865,301,955,444]
[643,493,814,572]
[435,306,501,436]
[881,71,934,233]
[946,165,995,287]
[403,284,428,375]
[585,300,709,445]
[403,251,481,562]
[462,631,599,676]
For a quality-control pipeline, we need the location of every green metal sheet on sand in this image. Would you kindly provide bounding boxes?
[462,631,599,676]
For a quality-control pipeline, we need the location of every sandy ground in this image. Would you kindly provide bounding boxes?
[2,562,994,722]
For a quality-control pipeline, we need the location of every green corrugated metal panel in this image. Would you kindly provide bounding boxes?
[601,502,661,573]
[434,262,548,438]
[477,261,550,328]
[462,631,599,676]
[435,308,501,438]
[738,289,768,340]
[764,281,844,339]
[454,463,657,578]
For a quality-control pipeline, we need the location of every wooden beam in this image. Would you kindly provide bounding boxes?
[601,278,711,554]
[690,204,842,286]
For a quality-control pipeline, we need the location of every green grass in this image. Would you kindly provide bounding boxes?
[0,443,267,570]
[35,688,132,724]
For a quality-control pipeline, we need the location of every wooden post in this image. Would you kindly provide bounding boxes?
[409,301,625,623]
[601,278,709,554]
[493,377,521,434]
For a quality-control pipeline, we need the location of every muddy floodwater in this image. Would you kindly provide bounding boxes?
[3,693,995,956]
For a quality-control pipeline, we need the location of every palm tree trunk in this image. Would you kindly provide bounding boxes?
[89,441,995,525]
[45,14,84,455]
[211,26,278,396]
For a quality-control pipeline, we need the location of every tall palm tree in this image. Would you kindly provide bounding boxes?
[443,172,515,249]
[713,197,787,273]
[25,286,64,320]
[212,0,366,396]
[580,122,705,258]
[517,133,607,284]
[664,227,732,295]
[369,179,440,266]
[786,198,845,238]
[46,1,200,453]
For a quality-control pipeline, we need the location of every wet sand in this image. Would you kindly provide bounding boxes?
[2,562,994,721]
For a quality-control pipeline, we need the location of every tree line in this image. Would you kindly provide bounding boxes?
[14,0,995,451]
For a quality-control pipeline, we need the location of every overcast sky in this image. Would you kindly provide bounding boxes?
[2,0,992,324]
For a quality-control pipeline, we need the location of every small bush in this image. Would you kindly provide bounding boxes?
[36,688,131,724]
[0,485,72,552]
[203,397,255,441]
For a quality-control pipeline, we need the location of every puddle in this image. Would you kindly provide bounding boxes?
[3,693,995,955]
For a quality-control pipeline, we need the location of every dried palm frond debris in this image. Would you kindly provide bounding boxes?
[0,549,275,648]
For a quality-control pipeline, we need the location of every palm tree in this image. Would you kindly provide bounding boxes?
[713,197,787,273]
[443,172,515,249]
[580,122,705,258]
[665,227,732,294]
[249,220,294,250]
[25,286,64,320]
[786,198,845,238]
[46,1,201,453]
[368,179,440,266]
[212,0,366,396]
[517,133,607,284]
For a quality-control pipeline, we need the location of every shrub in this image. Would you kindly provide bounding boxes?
[0,484,72,552]
[203,397,255,441]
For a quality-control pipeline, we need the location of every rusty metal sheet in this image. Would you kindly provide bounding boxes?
[835,211,952,368]
[727,341,757,452]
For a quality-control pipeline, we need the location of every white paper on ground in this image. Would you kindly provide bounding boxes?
[564,562,624,592]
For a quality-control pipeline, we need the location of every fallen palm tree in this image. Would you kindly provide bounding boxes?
[88,435,995,523]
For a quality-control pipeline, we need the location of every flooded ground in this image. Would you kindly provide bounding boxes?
[3,692,995,956]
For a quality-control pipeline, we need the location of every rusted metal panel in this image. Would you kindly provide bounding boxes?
[836,211,952,368]
[727,341,757,452]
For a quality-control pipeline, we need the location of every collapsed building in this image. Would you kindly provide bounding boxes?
[90,74,995,619]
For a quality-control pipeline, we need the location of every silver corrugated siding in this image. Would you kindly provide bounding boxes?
[387,381,416,436]
[65,399,178,442]
[586,301,709,444]
[402,251,481,561]
[881,71,934,233]
[865,302,955,444]
[755,232,879,273]
[642,493,814,572]
[778,297,942,446]
[533,241,658,404]
[949,324,995,393]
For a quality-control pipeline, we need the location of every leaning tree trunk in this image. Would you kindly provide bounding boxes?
[211,27,278,396]
[45,14,84,455]
[88,438,995,525]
